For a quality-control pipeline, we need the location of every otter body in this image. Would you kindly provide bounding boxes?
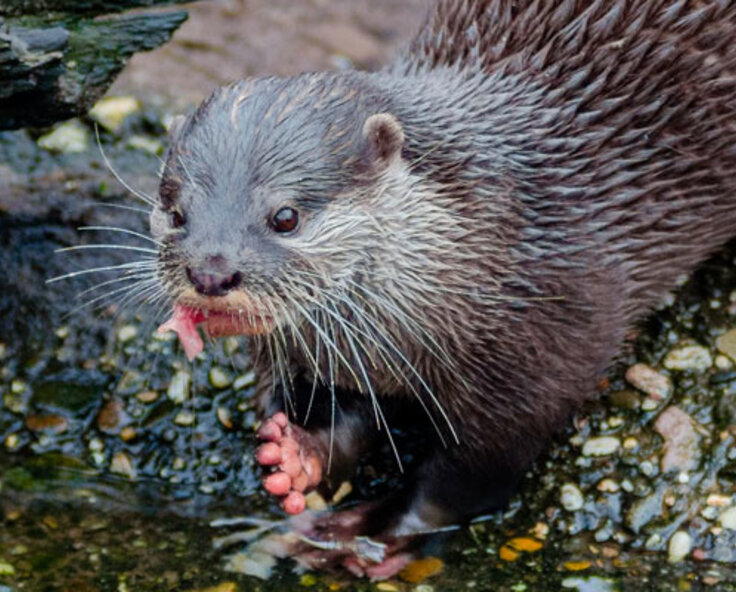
[154,0,736,576]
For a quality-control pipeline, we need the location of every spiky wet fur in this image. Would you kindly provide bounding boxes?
[153,0,736,537]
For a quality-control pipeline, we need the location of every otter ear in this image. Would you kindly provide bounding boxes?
[362,113,404,168]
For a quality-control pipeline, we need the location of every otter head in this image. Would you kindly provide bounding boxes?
[151,73,411,362]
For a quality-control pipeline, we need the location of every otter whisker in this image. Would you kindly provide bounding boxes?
[90,201,151,215]
[74,271,158,300]
[327,290,449,448]
[63,277,159,320]
[56,244,159,255]
[78,226,163,247]
[46,260,157,284]
[95,125,157,208]
[329,287,460,445]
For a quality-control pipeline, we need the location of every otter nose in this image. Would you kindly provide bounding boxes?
[186,267,242,297]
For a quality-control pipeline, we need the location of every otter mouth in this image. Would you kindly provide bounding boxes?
[158,297,274,361]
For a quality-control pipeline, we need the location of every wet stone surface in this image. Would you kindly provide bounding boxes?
[1,1,736,591]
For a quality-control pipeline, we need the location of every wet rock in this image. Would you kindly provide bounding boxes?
[716,329,736,362]
[116,324,138,343]
[560,483,584,511]
[627,488,665,533]
[663,344,712,372]
[37,120,90,153]
[667,531,692,563]
[209,367,232,389]
[167,370,190,403]
[233,371,256,390]
[625,364,672,400]
[110,451,136,479]
[24,414,68,434]
[174,410,195,426]
[96,397,125,433]
[136,390,158,403]
[89,96,140,133]
[582,437,620,457]
[653,406,701,473]
[718,507,736,530]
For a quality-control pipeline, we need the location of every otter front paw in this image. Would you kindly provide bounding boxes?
[256,412,324,515]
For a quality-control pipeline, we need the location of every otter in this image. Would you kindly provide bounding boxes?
[153,0,736,578]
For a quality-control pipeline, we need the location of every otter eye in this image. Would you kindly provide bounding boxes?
[271,207,299,233]
[170,210,186,228]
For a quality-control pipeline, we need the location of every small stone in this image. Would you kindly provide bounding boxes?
[96,398,124,433]
[715,355,733,370]
[654,406,701,473]
[54,326,69,339]
[530,522,550,540]
[376,583,400,591]
[127,135,162,155]
[89,96,140,133]
[623,437,638,450]
[117,325,138,343]
[136,390,158,403]
[209,367,232,389]
[110,451,136,479]
[597,479,620,493]
[663,345,712,372]
[25,414,68,434]
[233,371,256,390]
[608,389,641,410]
[304,491,328,511]
[167,371,191,403]
[716,329,736,362]
[120,427,137,442]
[10,379,26,395]
[38,119,89,153]
[582,437,620,457]
[625,364,672,399]
[217,407,233,430]
[701,506,719,520]
[4,434,19,450]
[560,483,584,511]
[0,561,15,576]
[398,557,444,583]
[718,507,736,530]
[667,531,692,563]
[331,481,353,505]
[174,410,195,426]
[707,494,732,507]
[641,397,661,411]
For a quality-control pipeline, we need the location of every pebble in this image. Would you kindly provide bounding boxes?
[110,451,136,479]
[625,364,672,399]
[174,411,196,426]
[560,483,584,511]
[217,407,233,429]
[0,561,15,576]
[117,325,138,343]
[10,379,26,395]
[654,406,701,473]
[136,390,159,403]
[582,437,620,457]
[4,434,19,450]
[706,494,732,507]
[167,370,191,403]
[718,507,736,530]
[716,329,736,361]
[89,96,140,133]
[96,398,124,433]
[233,371,256,390]
[597,479,620,493]
[38,119,89,153]
[663,344,712,372]
[715,354,733,370]
[25,414,68,434]
[667,531,692,563]
[209,367,232,389]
